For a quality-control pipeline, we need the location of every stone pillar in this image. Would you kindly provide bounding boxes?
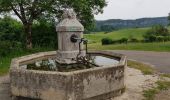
[56,9,85,64]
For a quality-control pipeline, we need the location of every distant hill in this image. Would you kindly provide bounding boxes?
[94,17,169,32]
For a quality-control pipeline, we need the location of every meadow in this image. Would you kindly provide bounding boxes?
[85,27,170,52]
[87,42,170,52]
[85,28,148,43]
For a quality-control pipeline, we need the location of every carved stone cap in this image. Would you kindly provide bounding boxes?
[63,9,76,19]
[56,9,84,32]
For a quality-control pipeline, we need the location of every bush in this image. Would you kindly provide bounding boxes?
[143,35,157,42]
[143,25,170,42]
[129,38,139,43]
[156,36,164,42]
[164,36,170,41]
[0,41,22,57]
[119,38,128,44]
[32,20,57,48]
[0,41,12,56]
[101,38,113,45]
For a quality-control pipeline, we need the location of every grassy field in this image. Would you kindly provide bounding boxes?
[85,28,148,43]
[85,27,170,52]
[87,42,170,52]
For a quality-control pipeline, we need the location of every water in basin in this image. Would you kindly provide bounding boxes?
[20,55,119,72]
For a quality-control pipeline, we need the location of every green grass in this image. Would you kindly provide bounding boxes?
[128,60,155,75]
[0,47,54,76]
[87,42,170,52]
[85,28,148,43]
[85,27,170,52]
[143,81,170,100]
[160,73,170,78]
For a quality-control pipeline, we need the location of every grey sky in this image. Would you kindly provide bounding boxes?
[95,0,170,20]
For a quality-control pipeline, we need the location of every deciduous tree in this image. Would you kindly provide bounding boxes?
[0,0,107,48]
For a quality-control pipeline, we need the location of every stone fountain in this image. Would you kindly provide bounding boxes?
[10,9,127,100]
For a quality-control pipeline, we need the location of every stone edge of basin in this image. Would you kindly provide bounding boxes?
[10,51,127,100]
[10,51,127,75]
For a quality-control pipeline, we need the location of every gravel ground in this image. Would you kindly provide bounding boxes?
[114,67,159,100]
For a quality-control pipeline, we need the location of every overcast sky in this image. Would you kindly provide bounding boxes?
[95,0,170,20]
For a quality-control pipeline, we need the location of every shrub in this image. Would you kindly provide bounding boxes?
[156,36,164,42]
[143,35,157,42]
[143,25,170,42]
[129,38,139,43]
[0,41,12,56]
[0,41,22,57]
[101,38,113,45]
[119,38,128,44]
[163,36,170,42]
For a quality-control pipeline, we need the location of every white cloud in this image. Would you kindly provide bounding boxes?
[95,0,170,20]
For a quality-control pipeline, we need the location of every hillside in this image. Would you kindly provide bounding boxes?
[94,17,169,31]
[85,28,148,43]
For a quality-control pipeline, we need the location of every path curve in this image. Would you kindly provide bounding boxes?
[112,50,170,73]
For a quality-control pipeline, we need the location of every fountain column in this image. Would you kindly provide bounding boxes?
[56,9,85,64]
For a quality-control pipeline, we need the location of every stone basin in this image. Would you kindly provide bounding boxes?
[10,51,126,100]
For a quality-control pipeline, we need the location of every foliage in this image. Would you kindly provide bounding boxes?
[0,17,58,49]
[143,25,170,42]
[0,16,23,42]
[101,38,113,45]
[100,25,116,32]
[0,0,107,48]
[129,38,140,43]
[0,41,22,57]
[32,19,57,48]
[101,37,129,45]
[0,41,12,56]
[119,38,128,44]
[168,14,170,26]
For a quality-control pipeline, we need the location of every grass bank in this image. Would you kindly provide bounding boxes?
[127,60,155,75]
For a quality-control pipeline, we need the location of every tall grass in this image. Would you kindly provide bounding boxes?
[0,47,55,75]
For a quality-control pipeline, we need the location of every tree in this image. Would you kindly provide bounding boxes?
[0,16,23,42]
[100,25,116,33]
[168,13,170,26]
[143,25,170,42]
[0,0,107,49]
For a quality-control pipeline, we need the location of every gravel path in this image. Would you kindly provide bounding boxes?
[0,75,11,100]
[112,50,170,73]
